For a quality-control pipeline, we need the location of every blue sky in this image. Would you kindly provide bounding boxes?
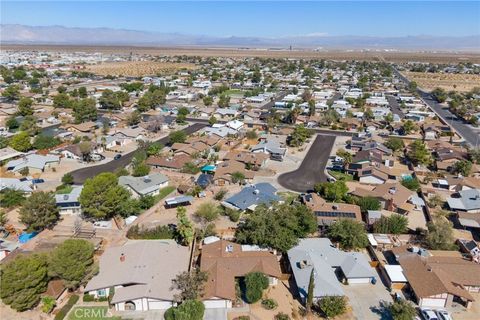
[2,1,479,37]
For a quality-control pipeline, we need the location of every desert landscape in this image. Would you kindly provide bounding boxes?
[403,71,480,92]
[85,61,197,77]
[4,44,480,63]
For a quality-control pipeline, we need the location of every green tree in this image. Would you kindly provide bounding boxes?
[73,98,97,123]
[385,137,404,152]
[402,120,417,134]
[0,189,26,208]
[336,149,353,166]
[328,219,368,250]
[208,115,217,126]
[49,239,94,289]
[132,162,151,177]
[0,136,8,149]
[17,97,34,116]
[9,131,32,152]
[217,93,230,108]
[61,173,74,185]
[99,89,128,110]
[195,202,221,223]
[306,269,315,314]
[245,272,269,303]
[32,135,61,150]
[231,171,246,184]
[387,299,417,320]
[426,217,456,250]
[169,130,187,144]
[235,203,317,252]
[0,254,49,311]
[288,125,313,147]
[401,177,420,191]
[452,160,472,176]
[432,87,447,103]
[171,270,208,302]
[314,181,348,202]
[19,191,59,232]
[373,214,409,234]
[20,115,40,136]
[2,84,21,101]
[126,110,141,126]
[41,296,56,314]
[317,296,347,319]
[79,172,131,220]
[78,86,88,98]
[176,206,194,246]
[384,112,394,125]
[408,140,432,166]
[408,81,418,93]
[53,93,72,108]
[355,196,381,213]
[203,95,213,106]
[146,142,164,156]
[164,299,205,320]
[6,116,19,130]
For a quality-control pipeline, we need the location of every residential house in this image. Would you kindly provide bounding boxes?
[84,240,190,311]
[0,178,33,193]
[213,160,255,186]
[288,238,375,304]
[119,173,169,199]
[145,154,192,171]
[302,193,362,227]
[55,186,83,215]
[200,238,282,308]
[223,151,268,169]
[222,182,280,211]
[447,189,480,213]
[251,139,287,161]
[6,154,60,174]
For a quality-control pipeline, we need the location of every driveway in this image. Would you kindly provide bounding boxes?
[277,134,336,192]
[343,267,393,320]
[70,123,206,184]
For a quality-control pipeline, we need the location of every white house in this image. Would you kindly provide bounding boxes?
[119,173,169,199]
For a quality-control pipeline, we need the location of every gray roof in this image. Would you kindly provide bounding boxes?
[119,173,169,196]
[251,140,286,156]
[85,240,190,303]
[55,186,83,204]
[165,195,194,206]
[447,189,480,211]
[288,238,375,300]
[0,178,33,193]
[224,183,280,211]
[6,154,59,172]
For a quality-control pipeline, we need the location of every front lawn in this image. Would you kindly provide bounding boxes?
[156,186,176,201]
[68,307,120,320]
[328,170,353,181]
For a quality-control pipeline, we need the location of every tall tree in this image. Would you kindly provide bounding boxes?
[176,206,195,246]
[19,191,60,232]
[328,219,368,250]
[171,270,208,302]
[17,97,34,116]
[0,254,49,311]
[49,239,95,289]
[306,269,315,314]
[9,131,32,152]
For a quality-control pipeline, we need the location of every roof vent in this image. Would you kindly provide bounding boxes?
[226,245,234,253]
[389,187,396,194]
[143,175,151,182]
[63,194,69,200]
[332,205,338,210]
[298,260,310,269]
[120,253,125,262]
[253,189,260,195]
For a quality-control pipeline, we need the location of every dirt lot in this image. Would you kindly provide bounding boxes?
[404,71,480,92]
[86,61,197,77]
[4,45,480,63]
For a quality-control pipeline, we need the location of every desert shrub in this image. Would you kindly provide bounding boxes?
[245,272,269,303]
[214,189,227,201]
[274,313,290,320]
[126,225,175,240]
[82,294,95,302]
[261,298,278,310]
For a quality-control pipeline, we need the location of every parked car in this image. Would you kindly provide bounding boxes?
[420,308,439,320]
[436,310,452,320]
[113,154,122,160]
[31,178,45,184]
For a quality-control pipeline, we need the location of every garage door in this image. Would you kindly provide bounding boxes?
[421,298,446,308]
[148,300,173,310]
[348,278,372,284]
[203,300,229,309]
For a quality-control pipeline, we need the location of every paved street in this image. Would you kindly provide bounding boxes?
[277,134,336,192]
[386,94,405,118]
[70,123,206,184]
[393,68,480,146]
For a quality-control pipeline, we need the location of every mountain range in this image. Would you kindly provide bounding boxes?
[1,24,479,51]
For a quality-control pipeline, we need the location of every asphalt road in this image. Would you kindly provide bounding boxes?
[277,134,336,193]
[71,122,206,184]
[260,91,287,110]
[393,68,479,146]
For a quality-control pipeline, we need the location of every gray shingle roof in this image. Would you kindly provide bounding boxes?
[447,189,480,211]
[224,183,279,211]
[119,173,169,196]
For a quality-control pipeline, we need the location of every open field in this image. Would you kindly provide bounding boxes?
[3,45,480,63]
[404,71,480,92]
[85,61,196,77]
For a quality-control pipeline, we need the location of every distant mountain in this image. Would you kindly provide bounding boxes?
[1,24,479,51]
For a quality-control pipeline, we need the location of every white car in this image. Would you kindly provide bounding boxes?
[436,310,452,320]
[421,308,439,320]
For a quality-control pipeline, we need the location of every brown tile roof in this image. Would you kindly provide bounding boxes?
[352,183,412,208]
[145,154,192,169]
[302,194,362,225]
[398,254,474,301]
[187,135,221,146]
[213,160,254,183]
[200,240,282,301]
[223,150,268,167]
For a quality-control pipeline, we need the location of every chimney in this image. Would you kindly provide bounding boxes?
[120,253,125,262]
